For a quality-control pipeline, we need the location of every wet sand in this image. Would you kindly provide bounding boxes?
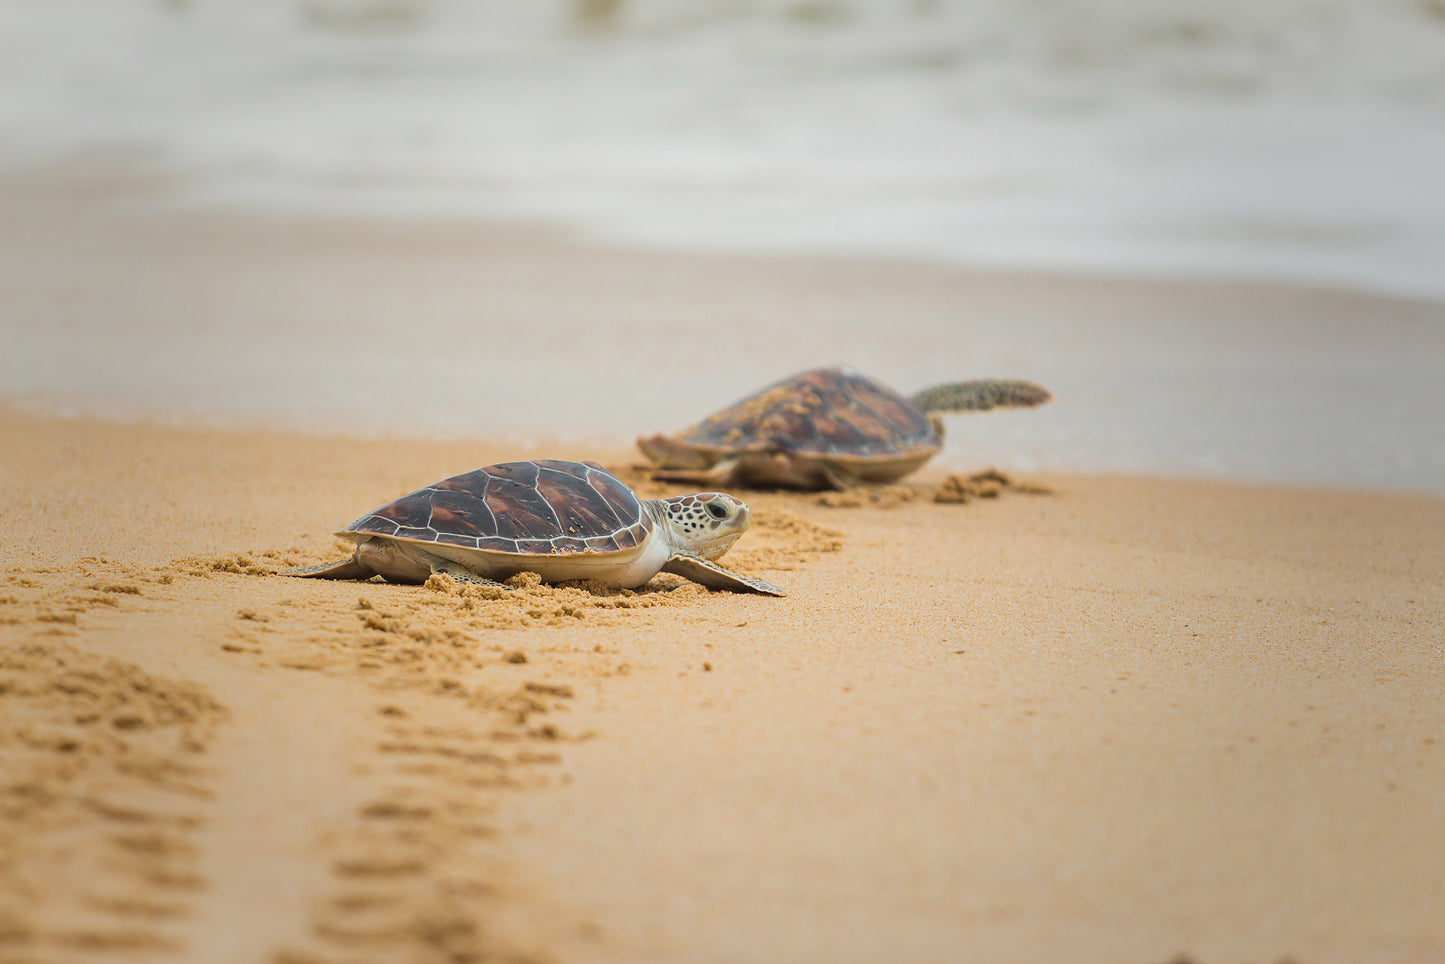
[2,404,1443,964]
[4,168,1445,491]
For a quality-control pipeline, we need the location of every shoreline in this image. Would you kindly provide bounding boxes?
[2,404,1443,962]
[6,392,1444,502]
[3,175,1444,494]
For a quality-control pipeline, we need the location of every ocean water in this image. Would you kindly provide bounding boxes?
[3,0,1445,299]
[2,0,1443,492]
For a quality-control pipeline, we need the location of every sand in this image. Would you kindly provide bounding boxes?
[2,403,1443,964]
[2,176,1444,963]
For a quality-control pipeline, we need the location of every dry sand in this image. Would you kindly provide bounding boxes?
[2,404,1443,964]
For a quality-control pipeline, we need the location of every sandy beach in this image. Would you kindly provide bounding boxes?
[3,184,1445,964]
[6,3,1445,959]
[3,403,1443,964]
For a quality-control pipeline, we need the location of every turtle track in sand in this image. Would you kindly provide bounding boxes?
[0,527,838,962]
[1,557,585,964]
[0,407,843,963]
[0,630,223,960]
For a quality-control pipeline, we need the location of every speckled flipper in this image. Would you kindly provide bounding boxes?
[662,552,785,596]
[281,556,372,579]
[908,379,1053,414]
[431,561,513,590]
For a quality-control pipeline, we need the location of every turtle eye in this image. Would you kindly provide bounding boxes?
[705,500,729,521]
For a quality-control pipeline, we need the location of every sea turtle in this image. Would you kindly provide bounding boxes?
[286,459,784,596]
[637,365,1052,490]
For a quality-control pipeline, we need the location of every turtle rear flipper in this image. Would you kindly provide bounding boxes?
[662,552,785,596]
[818,462,863,490]
[909,379,1052,414]
[282,555,372,579]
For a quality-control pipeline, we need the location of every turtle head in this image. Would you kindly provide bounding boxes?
[654,492,751,560]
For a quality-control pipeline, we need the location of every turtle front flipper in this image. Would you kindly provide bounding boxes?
[282,554,373,579]
[908,379,1052,414]
[662,552,785,596]
[637,433,721,471]
[650,458,741,487]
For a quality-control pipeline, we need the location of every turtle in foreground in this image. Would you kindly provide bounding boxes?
[637,365,1052,490]
[286,459,784,596]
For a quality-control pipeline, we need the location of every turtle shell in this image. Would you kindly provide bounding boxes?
[677,366,939,460]
[341,460,653,557]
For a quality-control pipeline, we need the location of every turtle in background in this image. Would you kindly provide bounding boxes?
[286,459,784,596]
[637,365,1052,490]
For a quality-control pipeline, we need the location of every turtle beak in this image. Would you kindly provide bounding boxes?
[701,532,742,561]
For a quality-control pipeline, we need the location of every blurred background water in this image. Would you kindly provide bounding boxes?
[3,0,1445,298]
[2,0,1443,492]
